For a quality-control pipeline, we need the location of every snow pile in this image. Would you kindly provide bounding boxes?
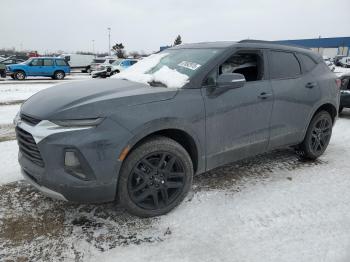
[0,140,21,185]
[113,53,189,88]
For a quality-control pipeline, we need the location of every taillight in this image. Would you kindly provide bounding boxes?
[336,79,341,88]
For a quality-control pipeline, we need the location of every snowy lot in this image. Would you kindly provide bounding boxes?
[1,68,350,261]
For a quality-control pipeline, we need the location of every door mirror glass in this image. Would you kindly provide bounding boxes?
[217,73,246,89]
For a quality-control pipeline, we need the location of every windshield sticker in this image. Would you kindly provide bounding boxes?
[178,61,201,70]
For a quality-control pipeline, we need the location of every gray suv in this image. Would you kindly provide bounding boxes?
[15,40,340,217]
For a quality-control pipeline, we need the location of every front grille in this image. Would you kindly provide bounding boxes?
[20,113,41,126]
[16,127,44,167]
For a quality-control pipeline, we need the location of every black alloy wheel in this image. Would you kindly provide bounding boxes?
[128,152,185,210]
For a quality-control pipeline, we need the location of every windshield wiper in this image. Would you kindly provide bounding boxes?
[148,81,167,88]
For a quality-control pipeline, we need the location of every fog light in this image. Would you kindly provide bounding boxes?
[64,151,87,180]
[65,151,80,167]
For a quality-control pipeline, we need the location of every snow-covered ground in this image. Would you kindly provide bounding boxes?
[1,68,350,262]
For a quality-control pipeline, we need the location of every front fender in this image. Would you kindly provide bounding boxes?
[119,117,205,174]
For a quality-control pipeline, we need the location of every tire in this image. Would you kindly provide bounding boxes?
[118,136,193,217]
[297,111,333,160]
[14,71,26,80]
[339,107,344,114]
[53,71,65,80]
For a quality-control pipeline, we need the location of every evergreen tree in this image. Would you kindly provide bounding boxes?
[174,35,182,46]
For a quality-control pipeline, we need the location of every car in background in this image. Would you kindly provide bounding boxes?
[59,54,95,73]
[339,57,350,68]
[0,57,25,65]
[339,73,350,113]
[91,59,138,78]
[90,57,117,72]
[334,55,346,66]
[6,57,70,80]
[323,57,335,71]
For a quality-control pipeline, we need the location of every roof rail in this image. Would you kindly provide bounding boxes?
[238,39,272,44]
[238,39,310,50]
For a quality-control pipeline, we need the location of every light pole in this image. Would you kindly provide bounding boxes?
[107,27,111,56]
[92,40,95,56]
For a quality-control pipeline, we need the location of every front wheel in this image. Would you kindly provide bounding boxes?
[54,71,65,80]
[297,111,333,160]
[118,136,193,217]
[14,71,26,80]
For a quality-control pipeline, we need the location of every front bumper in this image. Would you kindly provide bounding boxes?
[17,117,133,203]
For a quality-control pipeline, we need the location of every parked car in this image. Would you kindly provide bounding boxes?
[334,55,346,66]
[339,57,350,68]
[91,59,138,78]
[59,54,95,73]
[14,40,339,217]
[7,57,70,80]
[90,57,117,72]
[0,62,6,78]
[0,57,25,65]
[339,73,350,113]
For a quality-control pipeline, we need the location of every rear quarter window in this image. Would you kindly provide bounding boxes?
[269,51,301,79]
[56,59,68,66]
[297,53,318,72]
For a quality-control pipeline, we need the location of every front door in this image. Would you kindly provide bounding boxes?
[202,49,274,170]
[29,59,44,76]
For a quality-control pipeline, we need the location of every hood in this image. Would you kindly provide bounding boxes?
[21,79,178,120]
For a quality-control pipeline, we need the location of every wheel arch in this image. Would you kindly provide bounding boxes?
[119,120,205,175]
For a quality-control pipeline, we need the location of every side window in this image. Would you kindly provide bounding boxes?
[55,59,68,66]
[43,59,54,66]
[31,59,43,66]
[269,51,301,79]
[297,53,317,72]
[130,60,138,65]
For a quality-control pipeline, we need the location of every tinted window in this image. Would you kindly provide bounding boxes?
[43,59,54,66]
[55,59,68,66]
[109,60,116,64]
[130,60,138,65]
[31,59,43,66]
[298,53,317,72]
[269,51,301,79]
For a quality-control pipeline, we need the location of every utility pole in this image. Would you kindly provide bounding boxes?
[107,27,111,56]
[92,40,95,56]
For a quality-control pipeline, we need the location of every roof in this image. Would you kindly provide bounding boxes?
[169,40,321,60]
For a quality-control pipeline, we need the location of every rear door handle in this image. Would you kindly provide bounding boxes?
[305,82,317,89]
[258,92,272,99]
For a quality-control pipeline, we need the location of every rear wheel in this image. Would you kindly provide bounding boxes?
[297,111,332,160]
[118,136,193,217]
[14,71,26,80]
[54,70,65,80]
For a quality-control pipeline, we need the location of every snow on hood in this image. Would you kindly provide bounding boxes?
[112,53,189,88]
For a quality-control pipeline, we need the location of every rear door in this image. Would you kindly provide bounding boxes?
[267,50,320,149]
[42,59,55,76]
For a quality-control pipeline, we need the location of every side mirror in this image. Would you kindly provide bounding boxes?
[217,73,246,89]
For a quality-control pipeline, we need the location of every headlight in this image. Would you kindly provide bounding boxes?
[51,118,104,127]
[13,111,20,125]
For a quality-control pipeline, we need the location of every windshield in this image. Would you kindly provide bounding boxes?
[112,48,221,88]
[24,58,33,64]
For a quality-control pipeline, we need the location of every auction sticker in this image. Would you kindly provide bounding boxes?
[178,61,201,70]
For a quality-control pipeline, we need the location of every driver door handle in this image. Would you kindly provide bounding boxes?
[305,82,317,89]
[258,92,272,99]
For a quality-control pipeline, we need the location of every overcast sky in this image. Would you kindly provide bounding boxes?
[1,0,349,54]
